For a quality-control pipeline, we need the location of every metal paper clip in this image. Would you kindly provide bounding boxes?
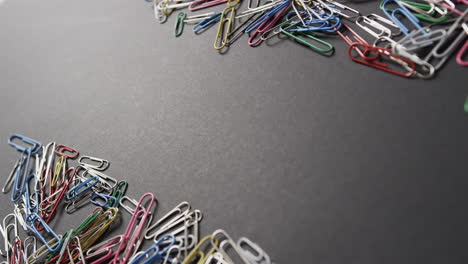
[162,245,181,264]
[2,156,24,193]
[237,237,272,264]
[211,229,250,264]
[424,9,468,70]
[145,201,191,240]
[119,196,141,214]
[23,236,36,259]
[79,156,110,171]
[322,0,360,19]
[356,14,400,40]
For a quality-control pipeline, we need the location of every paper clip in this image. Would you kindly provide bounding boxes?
[356,14,400,40]
[174,12,187,37]
[398,0,449,23]
[153,209,202,242]
[79,156,110,171]
[322,0,360,19]
[237,237,271,264]
[175,12,216,36]
[348,43,416,77]
[23,236,36,259]
[245,0,289,34]
[214,0,240,50]
[145,201,191,240]
[25,213,62,252]
[247,0,291,46]
[119,196,140,214]
[424,9,468,70]
[66,176,100,200]
[153,0,168,23]
[193,12,222,34]
[210,229,250,264]
[54,144,79,159]
[189,0,228,11]
[456,40,468,66]
[395,26,446,52]
[2,156,24,193]
[130,234,176,264]
[11,148,32,202]
[108,180,128,207]
[236,0,283,19]
[91,192,118,209]
[182,235,219,264]
[280,23,334,54]
[8,134,41,154]
[296,0,335,21]
[111,193,155,263]
[11,239,24,264]
[380,0,426,36]
[161,245,181,264]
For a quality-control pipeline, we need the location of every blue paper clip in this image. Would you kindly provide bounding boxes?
[66,176,100,200]
[130,234,176,264]
[287,15,342,32]
[380,0,425,36]
[245,0,291,33]
[11,148,32,202]
[90,192,117,209]
[8,134,42,154]
[193,12,222,34]
[25,213,62,252]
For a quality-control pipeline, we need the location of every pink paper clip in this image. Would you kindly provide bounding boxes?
[189,0,228,11]
[456,40,468,66]
[110,193,155,264]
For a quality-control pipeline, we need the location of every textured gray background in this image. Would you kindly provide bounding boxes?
[1,0,468,263]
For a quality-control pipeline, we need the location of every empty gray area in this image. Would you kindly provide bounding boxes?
[0,0,468,263]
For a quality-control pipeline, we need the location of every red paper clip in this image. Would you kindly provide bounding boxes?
[11,239,23,264]
[54,144,79,159]
[40,168,77,226]
[348,43,416,78]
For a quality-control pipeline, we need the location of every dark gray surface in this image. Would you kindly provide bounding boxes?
[1,0,468,263]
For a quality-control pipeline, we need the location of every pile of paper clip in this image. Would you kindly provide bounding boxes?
[149,0,467,78]
[1,133,273,264]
